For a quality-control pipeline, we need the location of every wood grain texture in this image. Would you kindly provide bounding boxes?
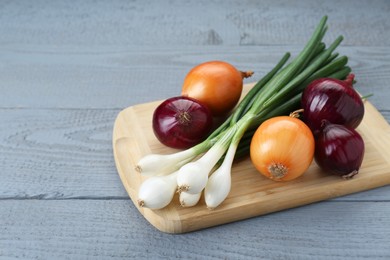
[0,108,389,201]
[0,0,389,46]
[1,0,389,258]
[0,108,127,199]
[0,200,389,259]
[0,108,388,201]
[1,46,389,111]
[113,88,390,233]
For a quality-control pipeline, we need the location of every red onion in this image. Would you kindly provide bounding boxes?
[301,74,364,136]
[152,96,213,149]
[315,122,365,179]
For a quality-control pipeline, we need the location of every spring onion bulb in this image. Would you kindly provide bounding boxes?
[176,145,225,194]
[204,143,237,209]
[137,171,178,209]
[135,148,198,177]
[180,192,202,207]
[177,127,235,194]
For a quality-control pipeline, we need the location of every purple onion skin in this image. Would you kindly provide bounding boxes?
[153,96,213,149]
[315,122,365,179]
[302,74,364,136]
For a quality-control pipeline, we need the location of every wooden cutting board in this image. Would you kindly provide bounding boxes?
[112,84,390,234]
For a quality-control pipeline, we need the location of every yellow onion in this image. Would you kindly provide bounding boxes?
[181,61,253,116]
[250,115,315,181]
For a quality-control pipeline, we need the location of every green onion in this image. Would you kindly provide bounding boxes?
[136,16,352,210]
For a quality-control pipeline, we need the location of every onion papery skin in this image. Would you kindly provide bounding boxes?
[301,74,364,136]
[181,61,250,117]
[250,116,315,181]
[153,96,213,149]
[315,122,365,179]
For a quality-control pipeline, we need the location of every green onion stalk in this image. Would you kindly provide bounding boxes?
[136,16,351,210]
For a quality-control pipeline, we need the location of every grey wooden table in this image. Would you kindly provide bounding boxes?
[1,0,389,259]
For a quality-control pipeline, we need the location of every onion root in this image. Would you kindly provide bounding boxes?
[268,163,289,180]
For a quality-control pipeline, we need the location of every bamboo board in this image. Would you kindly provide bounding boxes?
[112,84,390,234]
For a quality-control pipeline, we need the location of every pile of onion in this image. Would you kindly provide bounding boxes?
[152,61,252,149]
[301,74,365,179]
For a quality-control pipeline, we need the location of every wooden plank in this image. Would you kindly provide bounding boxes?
[0,108,127,199]
[0,108,388,199]
[0,0,389,46]
[0,200,389,259]
[113,84,390,233]
[1,46,389,110]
